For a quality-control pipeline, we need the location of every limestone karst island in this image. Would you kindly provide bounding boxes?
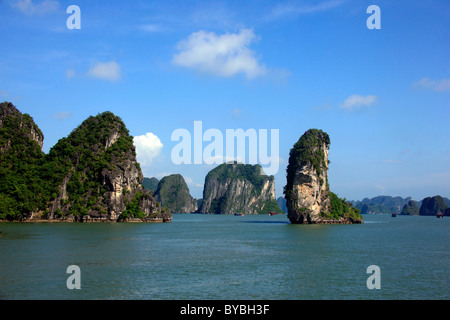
[0,102,362,224]
[0,102,171,223]
[284,129,363,224]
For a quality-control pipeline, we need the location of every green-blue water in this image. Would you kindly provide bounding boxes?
[0,214,449,300]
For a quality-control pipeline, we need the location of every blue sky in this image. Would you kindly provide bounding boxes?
[1,0,449,201]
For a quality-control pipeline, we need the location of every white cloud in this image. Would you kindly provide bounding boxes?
[413,77,450,92]
[11,0,59,16]
[341,94,377,111]
[133,132,164,166]
[172,29,267,79]
[87,61,121,82]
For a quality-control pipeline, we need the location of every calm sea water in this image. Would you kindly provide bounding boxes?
[0,214,449,300]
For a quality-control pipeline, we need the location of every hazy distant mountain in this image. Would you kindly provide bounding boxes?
[351,195,450,215]
[142,177,159,194]
[351,196,412,214]
[400,200,420,215]
[277,196,287,214]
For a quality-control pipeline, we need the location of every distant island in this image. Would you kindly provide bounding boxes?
[0,102,171,223]
[349,195,449,216]
[199,162,284,214]
[153,174,198,213]
[142,177,159,194]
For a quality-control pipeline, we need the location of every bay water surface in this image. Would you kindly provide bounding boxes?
[0,214,448,300]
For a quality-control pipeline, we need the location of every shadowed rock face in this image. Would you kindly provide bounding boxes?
[419,196,448,216]
[153,174,197,213]
[200,162,280,214]
[284,129,331,224]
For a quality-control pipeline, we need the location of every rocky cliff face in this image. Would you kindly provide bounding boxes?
[0,103,171,222]
[200,162,281,214]
[284,129,331,223]
[153,174,197,213]
[419,196,448,216]
[284,129,362,224]
[46,111,171,222]
[0,102,44,153]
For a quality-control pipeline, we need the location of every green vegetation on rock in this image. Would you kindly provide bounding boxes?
[142,177,159,194]
[420,196,448,216]
[0,102,170,222]
[321,192,362,221]
[400,199,420,216]
[201,162,281,214]
[153,174,197,213]
[0,102,46,220]
[284,128,361,223]
[284,129,330,202]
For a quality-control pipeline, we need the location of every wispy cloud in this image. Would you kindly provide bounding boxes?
[340,94,377,111]
[140,24,164,33]
[11,0,60,16]
[413,77,450,92]
[172,29,267,79]
[87,61,121,82]
[266,0,344,21]
[51,111,72,121]
[184,176,203,188]
[133,132,164,167]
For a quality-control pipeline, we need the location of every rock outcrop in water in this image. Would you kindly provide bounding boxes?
[284,129,362,224]
[445,208,450,217]
[419,195,448,216]
[200,162,282,214]
[153,174,198,213]
[0,102,171,223]
[400,199,420,216]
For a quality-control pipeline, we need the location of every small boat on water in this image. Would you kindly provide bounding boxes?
[437,212,444,218]
[391,213,397,217]
[268,211,277,216]
[234,213,244,216]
